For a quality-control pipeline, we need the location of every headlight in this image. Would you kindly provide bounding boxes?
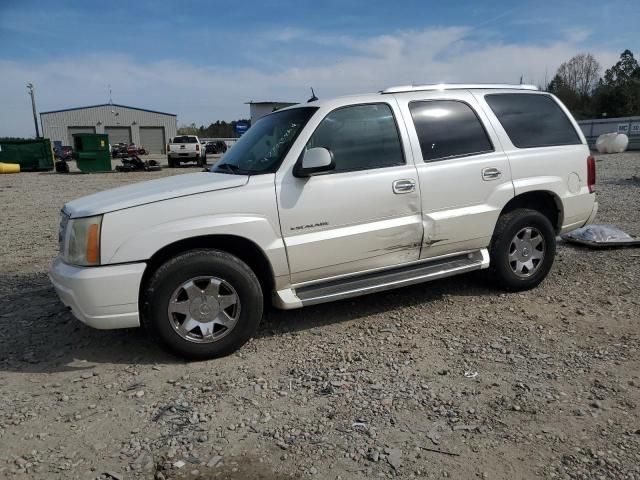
[61,214,103,266]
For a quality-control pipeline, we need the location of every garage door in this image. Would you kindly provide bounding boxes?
[139,127,166,154]
[67,127,95,145]
[105,127,132,145]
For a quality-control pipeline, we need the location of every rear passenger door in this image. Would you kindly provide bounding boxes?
[396,91,514,258]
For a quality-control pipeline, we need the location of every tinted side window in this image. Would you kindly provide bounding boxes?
[306,103,404,172]
[485,93,581,148]
[409,100,493,162]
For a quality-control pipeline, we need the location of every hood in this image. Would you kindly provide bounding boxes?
[64,172,248,218]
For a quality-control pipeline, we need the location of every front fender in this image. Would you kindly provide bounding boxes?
[100,178,289,277]
[103,212,288,277]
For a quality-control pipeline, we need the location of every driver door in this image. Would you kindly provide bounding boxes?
[276,102,423,285]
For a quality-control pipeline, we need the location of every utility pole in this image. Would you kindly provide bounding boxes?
[26,82,40,138]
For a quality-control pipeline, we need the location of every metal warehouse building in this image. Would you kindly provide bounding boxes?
[40,104,177,154]
[246,101,297,124]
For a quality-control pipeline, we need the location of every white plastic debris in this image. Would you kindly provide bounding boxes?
[562,224,640,248]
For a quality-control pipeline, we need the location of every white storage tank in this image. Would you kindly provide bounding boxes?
[595,132,629,153]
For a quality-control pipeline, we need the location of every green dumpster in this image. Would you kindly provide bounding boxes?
[0,138,54,171]
[72,133,111,172]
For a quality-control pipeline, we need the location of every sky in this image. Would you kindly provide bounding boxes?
[1,0,638,137]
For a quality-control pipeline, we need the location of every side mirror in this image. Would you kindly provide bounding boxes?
[293,147,334,177]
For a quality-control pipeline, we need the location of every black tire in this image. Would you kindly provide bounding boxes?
[488,208,556,291]
[197,155,205,167]
[55,160,69,173]
[141,249,263,359]
[167,157,174,168]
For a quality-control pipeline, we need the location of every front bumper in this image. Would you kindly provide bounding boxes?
[49,257,146,329]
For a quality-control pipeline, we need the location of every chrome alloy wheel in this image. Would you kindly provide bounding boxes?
[167,276,240,343]
[508,227,545,278]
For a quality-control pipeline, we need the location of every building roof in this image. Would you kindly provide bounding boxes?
[40,103,176,117]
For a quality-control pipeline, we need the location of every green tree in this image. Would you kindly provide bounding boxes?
[548,73,581,113]
[593,49,640,117]
[548,53,601,119]
[177,123,199,135]
[177,119,250,138]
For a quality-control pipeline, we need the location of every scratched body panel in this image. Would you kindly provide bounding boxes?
[394,89,515,259]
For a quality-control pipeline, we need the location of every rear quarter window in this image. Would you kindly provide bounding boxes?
[485,93,581,148]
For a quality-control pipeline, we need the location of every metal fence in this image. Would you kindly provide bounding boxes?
[577,116,640,151]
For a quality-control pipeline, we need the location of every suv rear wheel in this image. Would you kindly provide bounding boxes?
[488,208,556,291]
[141,249,263,359]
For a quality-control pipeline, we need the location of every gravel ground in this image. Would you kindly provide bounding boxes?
[0,152,638,480]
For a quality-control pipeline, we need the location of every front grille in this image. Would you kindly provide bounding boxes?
[58,211,70,255]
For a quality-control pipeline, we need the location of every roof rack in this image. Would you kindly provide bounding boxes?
[381,83,539,94]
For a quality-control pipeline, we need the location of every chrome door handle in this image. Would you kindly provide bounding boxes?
[392,179,416,194]
[482,167,502,181]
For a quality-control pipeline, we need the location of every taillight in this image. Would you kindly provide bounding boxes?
[196,143,200,151]
[587,155,596,193]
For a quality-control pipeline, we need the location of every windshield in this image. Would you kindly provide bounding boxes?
[172,136,198,143]
[211,107,317,175]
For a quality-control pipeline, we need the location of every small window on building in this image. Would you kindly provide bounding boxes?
[306,103,404,172]
[408,100,493,162]
[485,93,581,148]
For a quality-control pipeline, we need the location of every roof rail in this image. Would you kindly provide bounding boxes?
[381,83,539,94]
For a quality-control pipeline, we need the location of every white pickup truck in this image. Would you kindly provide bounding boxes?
[167,135,206,167]
[50,84,597,359]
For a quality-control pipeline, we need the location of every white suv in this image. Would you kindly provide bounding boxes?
[50,84,598,359]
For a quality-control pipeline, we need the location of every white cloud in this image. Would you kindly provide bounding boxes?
[563,28,592,44]
[0,26,625,137]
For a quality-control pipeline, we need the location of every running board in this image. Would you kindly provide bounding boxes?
[295,249,489,307]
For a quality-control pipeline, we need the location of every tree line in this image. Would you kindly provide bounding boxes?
[547,49,640,119]
[177,119,251,138]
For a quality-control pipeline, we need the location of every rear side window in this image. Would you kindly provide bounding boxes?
[172,136,198,144]
[409,100,493,162]
[306,103,404,172]
[485,93,581,148]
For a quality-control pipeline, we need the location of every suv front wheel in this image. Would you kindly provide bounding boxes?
[141,249,263,359]
[488,208,556,291]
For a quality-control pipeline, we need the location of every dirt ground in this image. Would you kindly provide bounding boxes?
[0,153,639,480]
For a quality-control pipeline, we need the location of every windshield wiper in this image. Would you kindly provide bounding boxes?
[213,163,252,175]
